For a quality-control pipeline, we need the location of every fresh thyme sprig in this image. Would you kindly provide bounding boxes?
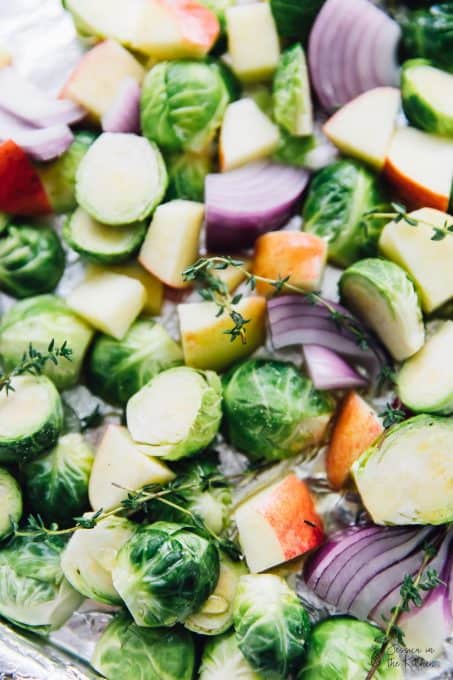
[379,402,407,429]
[183,256,370,349]
[0,339,72,395]
[363,202,453,242]
[366,544,443,679]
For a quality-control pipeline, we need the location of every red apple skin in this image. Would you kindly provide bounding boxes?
[0,140,51,215]
[259,474,324,561]
[384,158,449,212]
[326,392,383,490]
[168,0,220,52]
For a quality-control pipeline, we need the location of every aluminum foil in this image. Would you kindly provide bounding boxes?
[0,1,451,678]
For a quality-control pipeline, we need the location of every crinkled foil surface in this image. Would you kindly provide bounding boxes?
[0,1,451,678]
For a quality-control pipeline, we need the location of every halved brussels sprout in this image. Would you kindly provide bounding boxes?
[223,359,334,462]
[298,616,402,679]
[91,611,196,680]
[185,553,247,636]
[303,160,385,268]
[339,258,425,361]
[0,295,94,389]
[22,433,94,526]
[112,521,220,627]
[352,415,453,525]
[0,225,65,299]
[0,533,83,633]
[63,207,146,264]
[273,44,312,137]
[402,4,453,73]
[233,574,311,677]
[199,631,262,680]
[61,516,136,605]
[273,130,316,167]
[36,130,96,214]
[126,367,223,461]
[401,59,453,135]
[0,375,63,464]
[89,319,183,407]
[0,468,22,539]
[166,152,212,202]
[140,60,230,154]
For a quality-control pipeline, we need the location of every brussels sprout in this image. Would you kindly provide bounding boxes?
[0,225,65,299]
[401,59,453,135]
[126,367,223,461]
[61,516,136,605]
[112,521,220,627]
[89,319,183,407]
[199,631,262,680]
[303,160,385,267]
[401,4,453,72]
[0,533,83,633]
[273,130,316,167]
[270,0,324,42]
[223,359,334,462]
[22,433,94,526]
[298,616,402,679]
[273,44,312,137]
[166,152,212,202]
[35,131,96,214]
[0,375,63,464]
[185,554,247,636]
[0,295,93,389]
[92,611,196,680]
[0,468,22,539]
[352,415,453,526]
[140,60,230,153]
[339,258,425,361]
[145,458,231,534]
[233,574,311,677]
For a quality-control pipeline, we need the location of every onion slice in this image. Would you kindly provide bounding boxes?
[102,77,141,134]
[205,162,309,251]
[303,345,367,390]
[0,109,74,161]
[308,0,401,112]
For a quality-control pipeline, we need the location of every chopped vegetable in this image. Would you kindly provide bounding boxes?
[273,44,313,136]
[166,152,212,202]
[303,345,367,391]
[0,140,51,216]
[401,59,453,136]
[101,76,140,134]
[199,631,261,679]
[0,468,22,540]
[270,0,324,43]
[401,3,453,73]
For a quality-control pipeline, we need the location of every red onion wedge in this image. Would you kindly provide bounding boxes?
[303,345,368,390]
[102,77,141,134]
[0,67,85,127]
[205,162,309,252]
[0,111,74,162]
[308,0,401,112]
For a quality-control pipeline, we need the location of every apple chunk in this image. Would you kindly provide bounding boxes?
[326,392,383,490]
[323,87,400,170]
[384,127,453,211]
[0,140,51,216]
[234,474,324,573]
[219,98,280,171]
[89,425,175,511]
[178,296,266,371]
[139,200,204,288]
[61,40,145,123]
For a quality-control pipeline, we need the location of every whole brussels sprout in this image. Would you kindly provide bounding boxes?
[223,359,334,462]
[166,152,212,202]
[22,433,94,526]
[92,611,196,680]
[303,160,385,268]
[0,225,65,299]
[126,366,223,461]
[112,521,220,627]
[298,616,402,679]
[0,468,22,539]
[0,295,93,389]
[199,631,262,680]
[233,574,311,678]
[89,319,183,407]
[0,532,83,633]
[401,4,453,72]
[140,60,230,153]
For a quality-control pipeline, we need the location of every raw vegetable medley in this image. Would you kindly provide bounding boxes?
[0,0,451,678]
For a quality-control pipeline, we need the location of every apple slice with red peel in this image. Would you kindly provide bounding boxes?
[0,140,51,215]
[323,87,400,170]
[326,392,383,490]
[234,474,324,573]
[384,126,453,212]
